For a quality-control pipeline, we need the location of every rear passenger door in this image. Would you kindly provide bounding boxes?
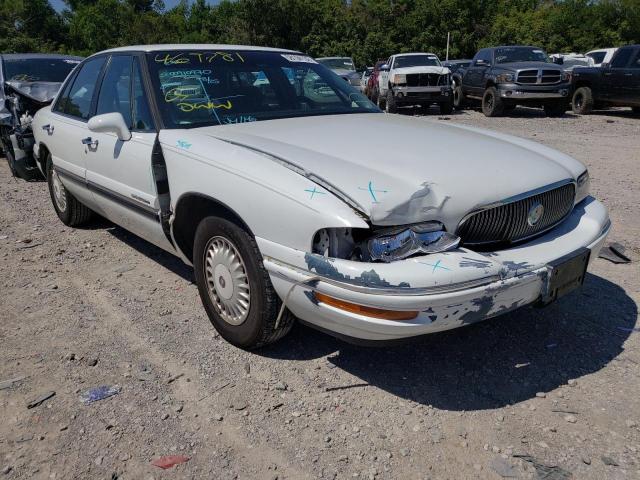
[465,50,491,96]
[85,54,172,251]
[624,48,640,105]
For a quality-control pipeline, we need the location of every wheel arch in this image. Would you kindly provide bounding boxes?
[37,141,51,174]
[573,80,592,90]
[171,192,254,263]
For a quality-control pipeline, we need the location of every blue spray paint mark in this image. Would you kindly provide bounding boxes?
[304,186,326,199]
[418,259,450,273]
[358,181,388,203]
[176,140,191,149]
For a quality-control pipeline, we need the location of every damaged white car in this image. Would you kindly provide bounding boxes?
[32,45,610,348]
[1,53,82,180]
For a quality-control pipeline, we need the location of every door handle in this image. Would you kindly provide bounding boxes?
[624,73,633,76]
[604,72,612,76]
[81,137,99,148]
[41,124,54,134]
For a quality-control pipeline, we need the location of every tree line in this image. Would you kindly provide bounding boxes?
[2,0,639,66]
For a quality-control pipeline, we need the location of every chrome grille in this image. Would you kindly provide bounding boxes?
[456,182,575,246]
[516,69,562,85]
[406,73,447,87]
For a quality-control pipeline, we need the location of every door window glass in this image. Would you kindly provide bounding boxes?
[611,48,633,68]
[629,50,640,69]
[96,55,133,127]
[55,56,106,119]
[132,59,155,131]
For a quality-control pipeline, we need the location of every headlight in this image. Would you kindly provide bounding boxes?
[366,222,460,262]
[392,74,406,85]
[562,71,571,82]
[576,170,590,204]
[495,73,514,83]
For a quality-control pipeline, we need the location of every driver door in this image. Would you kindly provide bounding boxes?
[85,54,173,251]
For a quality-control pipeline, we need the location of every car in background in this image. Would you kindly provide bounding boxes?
[442,59,471,75]
[377,52,453,114]
[453,45,570,117]
[585,48,618,67]
[359,67,373,93]
[0,53,82,180]
[316,56,361,89]
[549,53,593,70]
[365,60,386,102]
[32,44,608,349]
[571,44,640,115]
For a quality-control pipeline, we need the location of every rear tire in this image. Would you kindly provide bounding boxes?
[544,102,567,117]
[193,217,294,349]
[632,106,640,115]
[482,87,504,117]
[572,87,593,115]
[46,154,92,227]
[386,90,397,113]
[377,91,386,110]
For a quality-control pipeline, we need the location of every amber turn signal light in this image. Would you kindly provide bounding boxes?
[314,292,419,321]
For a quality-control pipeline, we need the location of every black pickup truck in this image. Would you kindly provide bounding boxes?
[571,44,640,115]
[452,46,571,117]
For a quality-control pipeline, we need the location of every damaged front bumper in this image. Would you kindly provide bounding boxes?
[258,197,610,342]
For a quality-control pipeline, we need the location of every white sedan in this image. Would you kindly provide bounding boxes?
[32,44,610,348]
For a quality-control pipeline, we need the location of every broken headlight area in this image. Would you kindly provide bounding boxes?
[575,170,590,204]
[312,222,460,263]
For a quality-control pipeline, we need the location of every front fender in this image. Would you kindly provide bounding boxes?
[159,130,369,252]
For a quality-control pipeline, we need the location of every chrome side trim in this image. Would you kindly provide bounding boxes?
[264,255,501,296]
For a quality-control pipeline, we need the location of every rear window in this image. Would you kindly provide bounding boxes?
[3,58,80,83]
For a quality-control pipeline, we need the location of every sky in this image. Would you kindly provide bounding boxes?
[50,0,221,12]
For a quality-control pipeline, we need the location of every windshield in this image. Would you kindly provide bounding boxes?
[394,55,441,68]
[3,58,81,83]
[495,48,550,64]
[316,58,355,71]
[147,50,378,129]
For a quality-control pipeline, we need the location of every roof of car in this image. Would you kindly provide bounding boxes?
[100,44,298,54]
[0,53,83,61]
[393,52,438,57]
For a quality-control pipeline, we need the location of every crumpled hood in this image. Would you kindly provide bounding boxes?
[5,81,62,104]
[392,66,450,75]
[190,114,584,231]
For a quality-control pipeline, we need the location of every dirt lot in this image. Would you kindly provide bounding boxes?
[1,108,639,480]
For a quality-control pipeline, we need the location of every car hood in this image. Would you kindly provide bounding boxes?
[496,62,561,71]
[190,114,584,231]
[392,66,450,75]
[5,80,62,104]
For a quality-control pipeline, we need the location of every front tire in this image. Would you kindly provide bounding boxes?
[377,90,386,110]
[386,90,397,113]
[482,86,504,117]
[453,83,465,109]
[572,87,593,115]
[46,154,92,226]
[193,217,294,349]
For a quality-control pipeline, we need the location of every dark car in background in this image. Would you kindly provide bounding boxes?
[452,46,570,117]
[442,59,471,75]
[1,53,82,180]
[316,56,361,89]
[571,44,640,115]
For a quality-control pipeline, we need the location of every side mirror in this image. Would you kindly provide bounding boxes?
[380,64,390,71]
[88,112,131,141]
[552,56,564,65]
[475,59,489,67]
[601,62,610,68]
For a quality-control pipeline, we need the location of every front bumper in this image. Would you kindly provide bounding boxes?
[392,85,452,104]
[258,197,610,342]
[497,83,570,100]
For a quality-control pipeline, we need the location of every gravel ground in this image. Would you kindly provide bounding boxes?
[1,107,639,480]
